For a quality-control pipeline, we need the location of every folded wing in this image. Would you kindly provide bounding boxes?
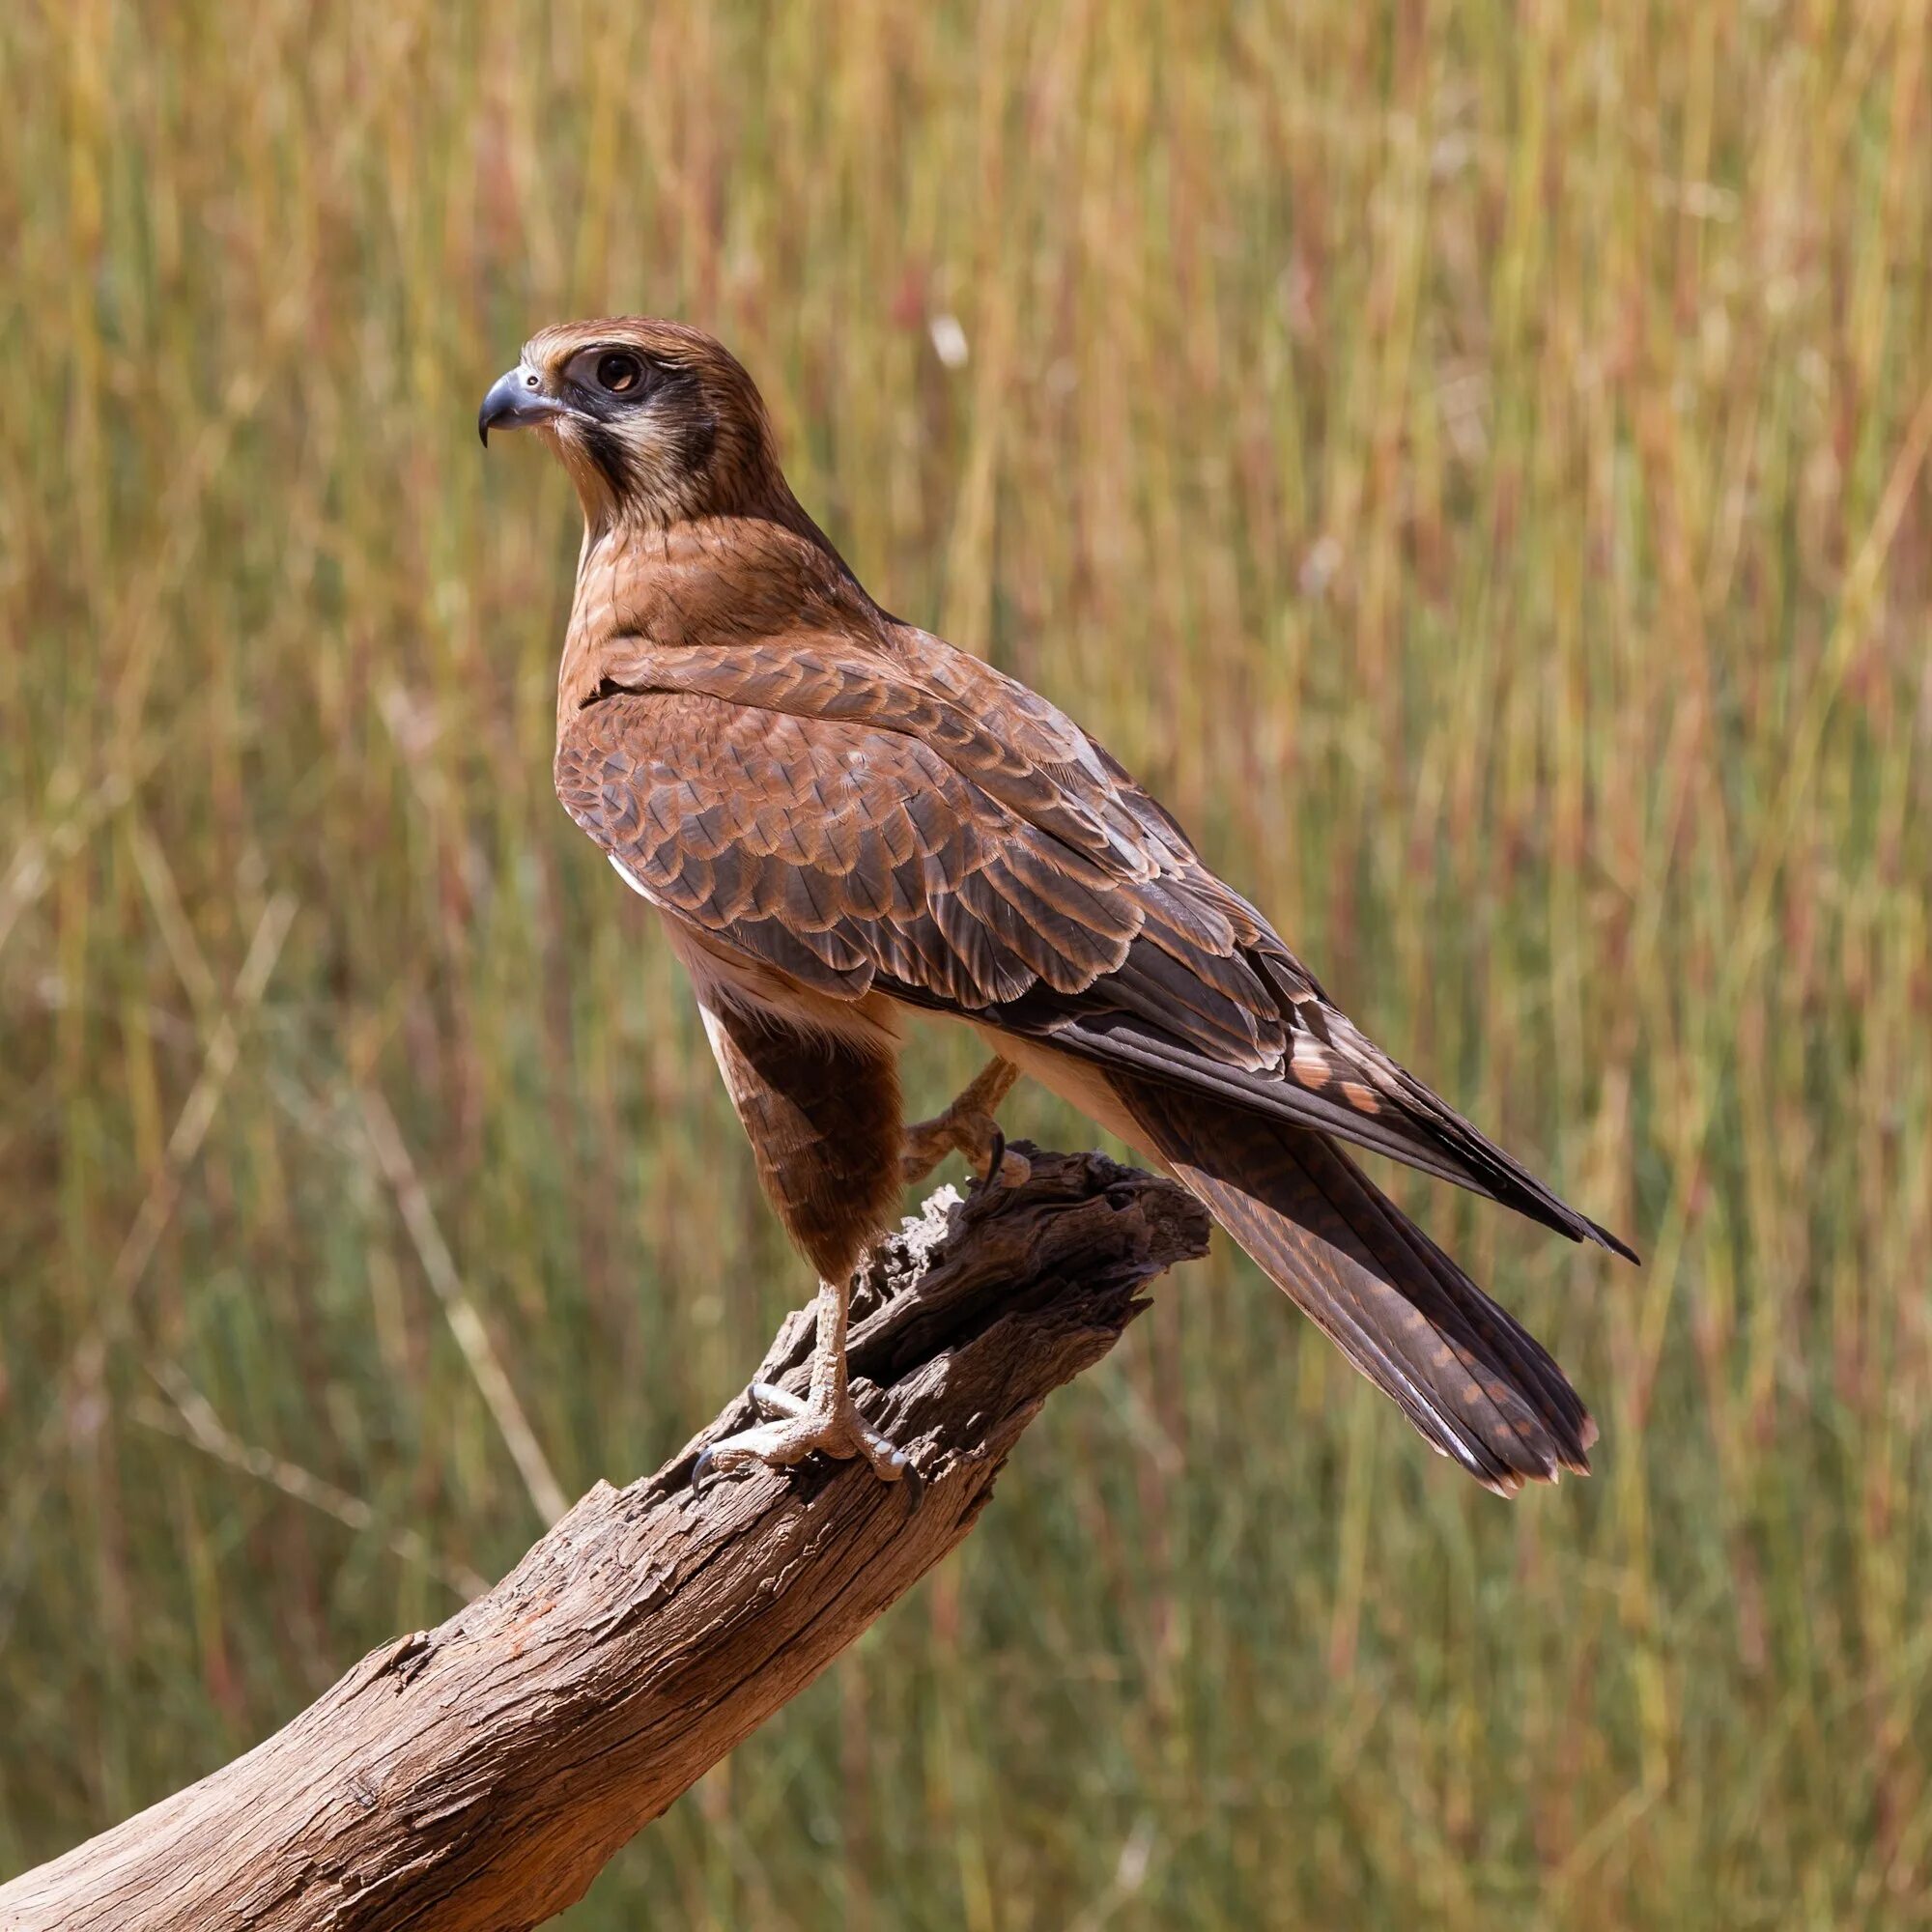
[557,639,1632,1261]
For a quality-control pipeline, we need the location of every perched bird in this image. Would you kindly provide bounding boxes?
[480,319,1635,1497]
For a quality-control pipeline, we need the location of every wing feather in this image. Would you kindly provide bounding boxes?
[555,637,1632,1261]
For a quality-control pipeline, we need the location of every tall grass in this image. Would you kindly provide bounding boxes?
[3,2,1928,1923]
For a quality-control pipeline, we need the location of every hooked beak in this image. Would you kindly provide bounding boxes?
[478,366,569,446]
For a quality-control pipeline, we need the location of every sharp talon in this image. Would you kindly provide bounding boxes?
[696,1271,915,1494]
[693,1394,907,1490]
[898,1458,924,1509]
[902,1058,1021,1190]
[749,1380,805,1420]
[977,1127,1030,1190]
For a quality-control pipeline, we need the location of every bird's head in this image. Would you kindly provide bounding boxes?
[478,318,787,533]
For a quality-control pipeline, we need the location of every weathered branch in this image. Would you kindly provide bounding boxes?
[0,1148,1209,1932]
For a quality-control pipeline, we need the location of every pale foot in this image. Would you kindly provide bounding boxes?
[901,1056,1032,1188]
[690,1274,920,1498]
[692,1380,913,1489]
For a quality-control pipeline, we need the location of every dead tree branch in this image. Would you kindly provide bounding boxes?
[0,1148,1209,1932]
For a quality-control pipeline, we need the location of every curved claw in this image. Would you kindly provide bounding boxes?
[689,1444,723,1493]
[979,1126,1032,1192]
[749,1380,807,1420]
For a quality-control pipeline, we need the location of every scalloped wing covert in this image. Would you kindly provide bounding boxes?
[554,633,1632,1261]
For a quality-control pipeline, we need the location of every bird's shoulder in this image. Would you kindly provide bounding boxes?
[559,522,1184,869]
[575,611,1221,888]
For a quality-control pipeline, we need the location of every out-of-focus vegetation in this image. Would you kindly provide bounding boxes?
[3,2,1929,1924]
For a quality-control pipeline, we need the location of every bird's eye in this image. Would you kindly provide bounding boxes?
[596,353,642,394]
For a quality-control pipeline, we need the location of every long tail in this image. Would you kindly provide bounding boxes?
[1113,1073,1595,1494]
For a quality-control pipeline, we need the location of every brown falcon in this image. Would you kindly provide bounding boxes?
[479,318,1635,1498]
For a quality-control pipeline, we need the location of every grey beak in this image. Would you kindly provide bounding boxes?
[478,367,567,446]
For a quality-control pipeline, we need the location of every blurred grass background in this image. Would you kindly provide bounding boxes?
[3,0,1930,1924]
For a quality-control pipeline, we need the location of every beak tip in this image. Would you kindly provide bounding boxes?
[478,366,566,447]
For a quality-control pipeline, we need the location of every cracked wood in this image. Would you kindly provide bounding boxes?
[0,1149,1208,1932]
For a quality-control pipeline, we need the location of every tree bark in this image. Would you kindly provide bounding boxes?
[0,1149,1208,1932]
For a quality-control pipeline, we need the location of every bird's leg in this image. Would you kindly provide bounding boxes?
[900,1055,1031,1188]
[692,1269,916,1492]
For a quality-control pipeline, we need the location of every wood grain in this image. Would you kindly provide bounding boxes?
[0,1150,1208,1932]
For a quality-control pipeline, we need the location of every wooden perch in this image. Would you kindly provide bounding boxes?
[0,1148,1209,1932]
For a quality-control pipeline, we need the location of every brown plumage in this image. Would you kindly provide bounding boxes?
[481,317,1636,1495]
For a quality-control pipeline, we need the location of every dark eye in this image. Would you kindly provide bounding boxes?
[596,352,643,394]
